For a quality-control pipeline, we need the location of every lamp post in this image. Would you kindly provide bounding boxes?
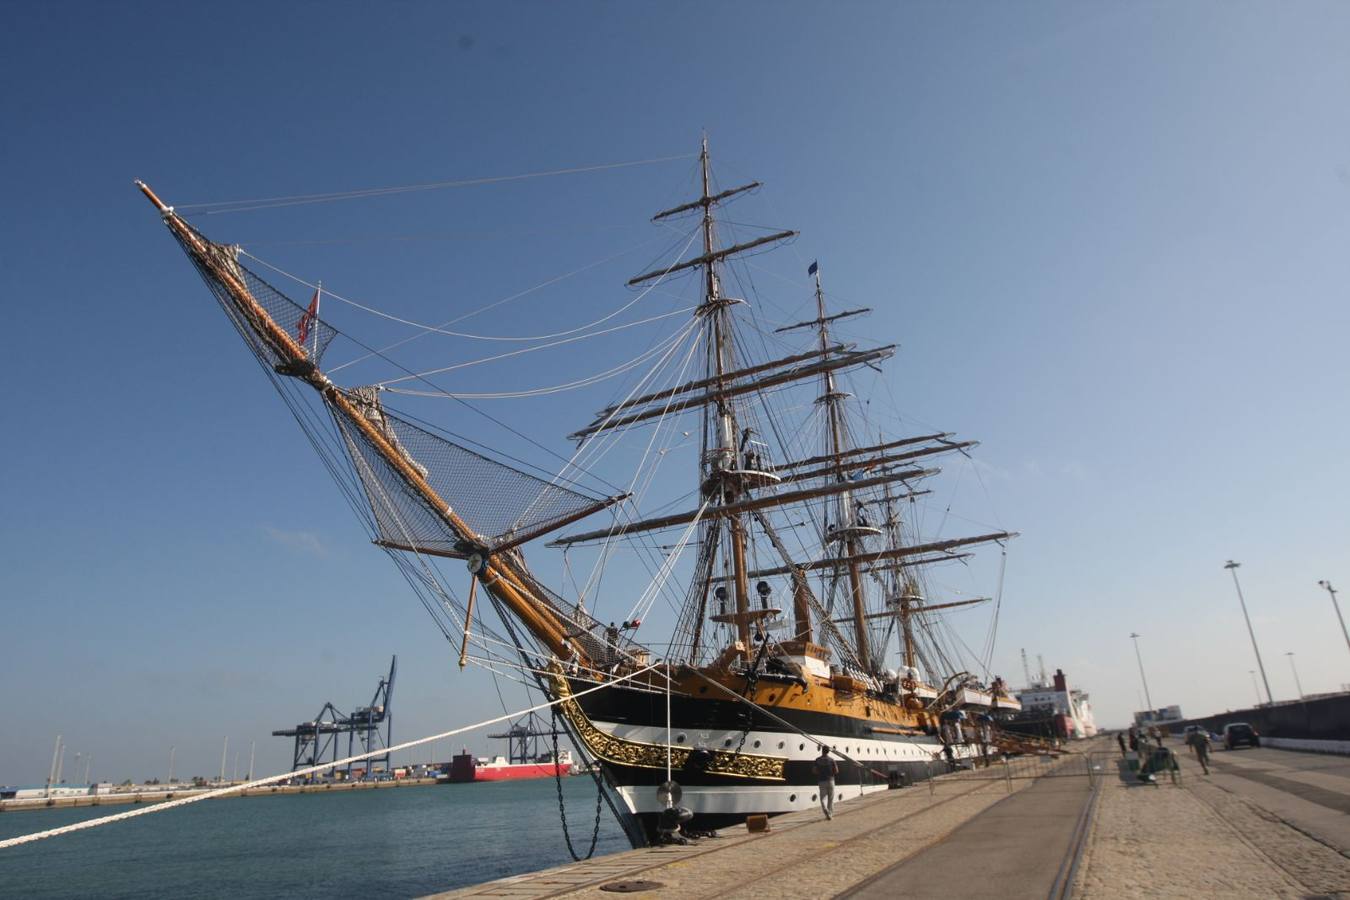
[1225,561,1273,705]
[1317,580,1350,662]
[1285,652,1304,699]
[1248,670,1261,707]
[1129,632,1154,711]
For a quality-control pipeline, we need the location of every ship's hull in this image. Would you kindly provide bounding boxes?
[560,675,984,837]
[443,753,572,783]
[468,762,572,782]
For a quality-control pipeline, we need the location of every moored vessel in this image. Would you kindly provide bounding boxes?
[138,140,1018,843]
[443,749,574,783]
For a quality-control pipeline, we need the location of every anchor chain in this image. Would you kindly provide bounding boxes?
[731,632,772,757]
[552,706,603,861]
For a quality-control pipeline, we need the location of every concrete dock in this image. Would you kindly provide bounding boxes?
[425,741,1350,899]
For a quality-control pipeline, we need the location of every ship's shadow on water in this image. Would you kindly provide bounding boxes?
[0,779,629,899]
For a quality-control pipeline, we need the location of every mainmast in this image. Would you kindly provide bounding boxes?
[811,266,874,672]
[881,479,918,672]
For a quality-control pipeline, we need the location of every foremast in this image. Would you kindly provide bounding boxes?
[698,138,755,653]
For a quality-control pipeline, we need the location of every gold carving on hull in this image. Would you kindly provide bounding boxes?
[550,670,786,782]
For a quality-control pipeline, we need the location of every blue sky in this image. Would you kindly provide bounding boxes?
[2,1,1348,786]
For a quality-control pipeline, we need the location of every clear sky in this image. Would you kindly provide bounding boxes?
[2,0,1348,787]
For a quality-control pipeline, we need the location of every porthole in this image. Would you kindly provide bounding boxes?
[799,743,805,751]
[789,793,797,802]
[676,733,686,744]
[723,738,733,747]
[777,741,785,749]
[811,794,817,802]
[753,740,761,748]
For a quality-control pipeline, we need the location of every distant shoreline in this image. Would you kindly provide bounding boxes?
[0,776,443,814]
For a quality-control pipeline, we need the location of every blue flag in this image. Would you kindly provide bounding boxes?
[808,261,818,276]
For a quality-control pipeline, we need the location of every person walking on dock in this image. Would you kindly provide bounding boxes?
[1186,729,1212,775]
[815,746,838,820]
[1116,732,1127,758]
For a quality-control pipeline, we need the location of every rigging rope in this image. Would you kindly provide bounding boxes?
[383,315,701,400]
[0,663,662,851]
[239,225,696,345]
[377,307,698,386]
[177,153,699,215]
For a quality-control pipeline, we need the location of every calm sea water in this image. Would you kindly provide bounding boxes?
[0,779,630,898]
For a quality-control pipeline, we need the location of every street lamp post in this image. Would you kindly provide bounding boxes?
[1248,670,1261,707]
[1285,652,1304,699]
[1317,580,1350,662]
[1225,561,1273,705]
[1129,632,1154,711]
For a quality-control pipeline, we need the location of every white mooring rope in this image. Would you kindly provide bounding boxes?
[0,662,663,850]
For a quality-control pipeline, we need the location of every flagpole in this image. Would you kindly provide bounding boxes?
[314,281,322,356]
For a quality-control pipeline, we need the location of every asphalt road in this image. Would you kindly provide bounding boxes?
[1201,745,1350,853]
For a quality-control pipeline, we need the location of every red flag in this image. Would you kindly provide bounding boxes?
[297,288,319,345]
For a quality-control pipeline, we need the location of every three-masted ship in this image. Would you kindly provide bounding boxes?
[138,141,1017,842]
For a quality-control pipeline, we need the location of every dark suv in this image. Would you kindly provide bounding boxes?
[1223,722,1260,750]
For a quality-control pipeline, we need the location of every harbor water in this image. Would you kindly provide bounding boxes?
[0,778,630,898]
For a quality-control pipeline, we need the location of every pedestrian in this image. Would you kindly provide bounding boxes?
[814,745,838,820]
[1116,732,1127,758]
[1149,725,1164,747]
[1186,729,1212,775]
[1127,725,1139,753]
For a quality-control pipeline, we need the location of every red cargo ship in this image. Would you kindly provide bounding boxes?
[443,749,573,783]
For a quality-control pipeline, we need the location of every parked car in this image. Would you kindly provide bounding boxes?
[1222,722,1260,750]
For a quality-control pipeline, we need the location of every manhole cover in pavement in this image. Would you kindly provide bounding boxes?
[599,880,664,892]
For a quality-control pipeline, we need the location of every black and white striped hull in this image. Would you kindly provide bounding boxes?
[564,679,980,835]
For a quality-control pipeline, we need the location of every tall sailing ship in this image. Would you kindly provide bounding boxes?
[137,141,1018,843]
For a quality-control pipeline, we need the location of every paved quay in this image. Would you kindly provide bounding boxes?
[427,742,1107,900]
[842,770,1095,899]
[428,741,1350,899]
[1074,746,1350,899]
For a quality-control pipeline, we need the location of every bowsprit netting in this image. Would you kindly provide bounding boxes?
[332,388,607,553]
[172,225,339,369]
